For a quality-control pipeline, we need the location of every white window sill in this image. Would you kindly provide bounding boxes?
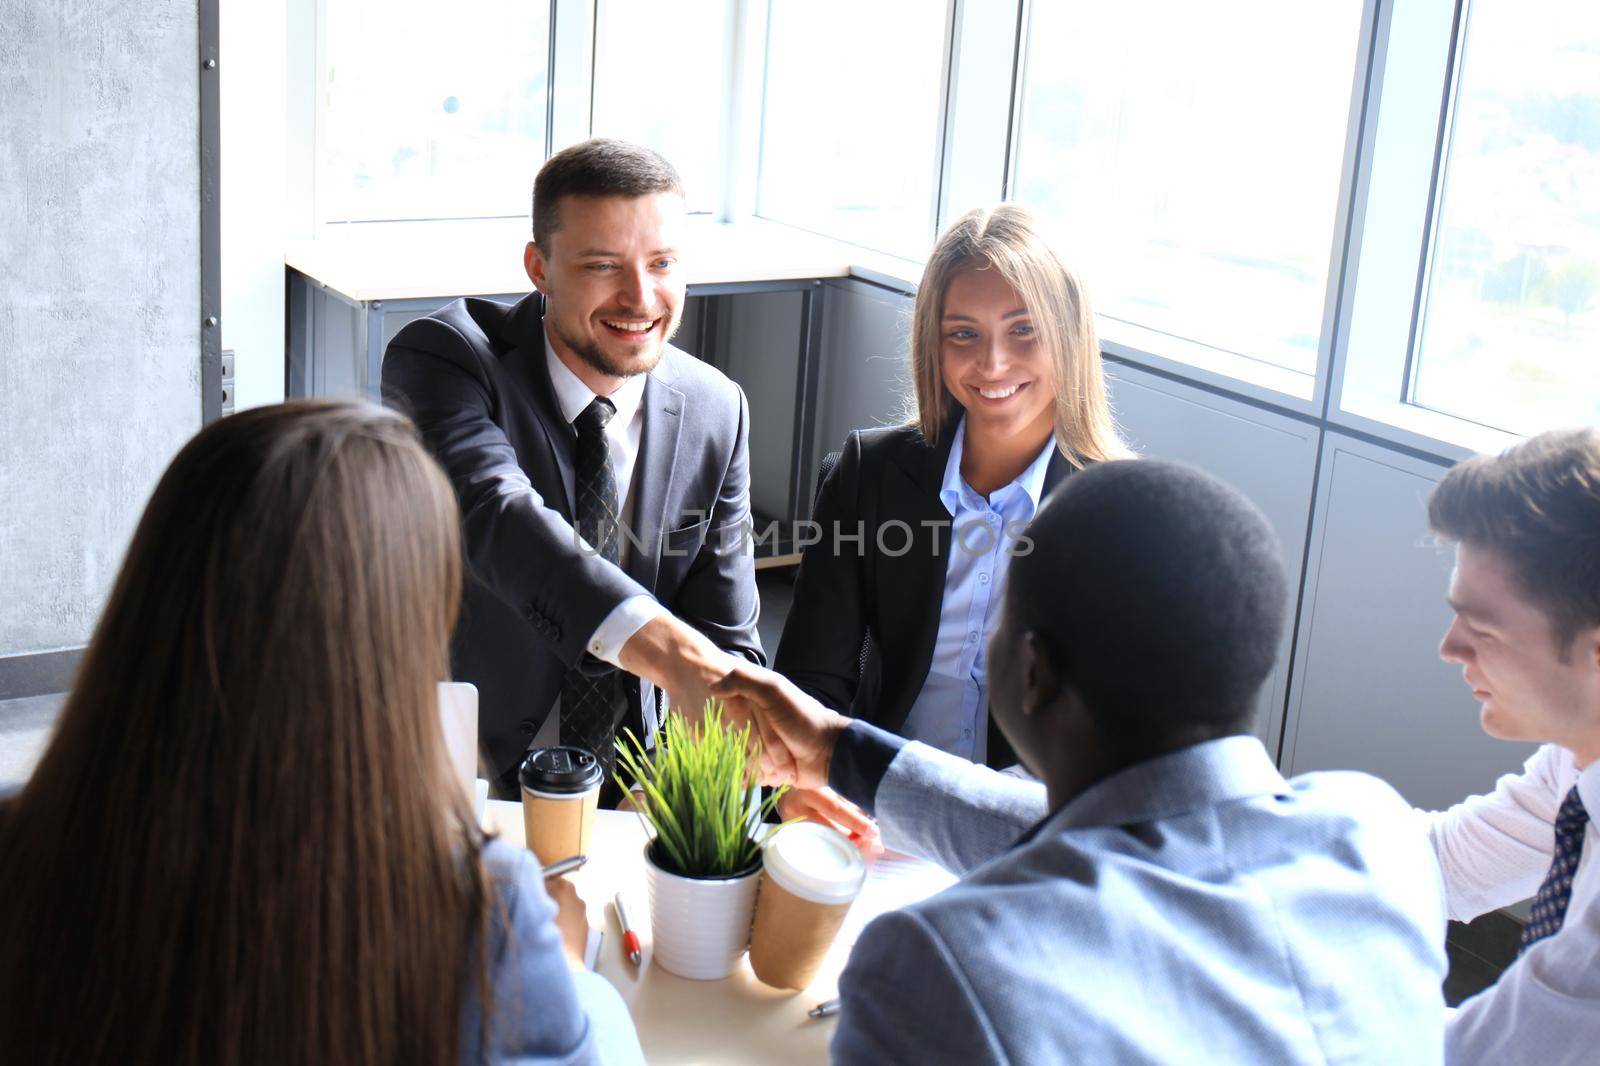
[1332,393,1520,462]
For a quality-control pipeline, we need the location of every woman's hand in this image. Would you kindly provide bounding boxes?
[776,786,884,860]
[547,876,592,971]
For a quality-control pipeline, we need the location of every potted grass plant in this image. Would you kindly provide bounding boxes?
[615,701,786,979]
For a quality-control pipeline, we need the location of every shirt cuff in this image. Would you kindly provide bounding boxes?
[828,719,908,816]
[587,595,667,667]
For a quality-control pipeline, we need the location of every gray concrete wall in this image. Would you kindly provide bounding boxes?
[0,0,201,655]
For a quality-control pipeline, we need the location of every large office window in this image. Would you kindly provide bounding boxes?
[591,0,728,214]
[319,0,549,223]
[1012,1,1364,378]
[1411,0,1600,436]
[757,0,948,259]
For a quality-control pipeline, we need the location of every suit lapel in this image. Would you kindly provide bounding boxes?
[882,433,956,731]
[501,296,576,518]
[1041,446,1074,499]
[625,365,684,593]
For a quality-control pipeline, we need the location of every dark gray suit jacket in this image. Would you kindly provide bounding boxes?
[383,294,763,780]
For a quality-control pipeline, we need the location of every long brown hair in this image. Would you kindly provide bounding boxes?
[910,204,1133,465]
[0,400,486,1064]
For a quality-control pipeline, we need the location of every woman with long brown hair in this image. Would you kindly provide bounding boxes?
[775,205,1133,825]
[0,400,642,1064]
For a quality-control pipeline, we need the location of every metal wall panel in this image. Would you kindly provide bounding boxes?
[1105,362,1320,755]
[1282,433,1536,810]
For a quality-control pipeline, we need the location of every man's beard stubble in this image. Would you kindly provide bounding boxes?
[551,311,678,380]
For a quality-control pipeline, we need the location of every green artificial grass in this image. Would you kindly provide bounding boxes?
[615,701,788,879]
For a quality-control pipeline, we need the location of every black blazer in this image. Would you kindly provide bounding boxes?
[383,294,763,780]
[775,424,1072,769]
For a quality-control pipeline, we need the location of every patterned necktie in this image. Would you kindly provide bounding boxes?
[1520,784,1590,954]
[559,397,623,777]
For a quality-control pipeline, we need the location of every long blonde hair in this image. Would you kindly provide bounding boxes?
[911,204,1132,465]
[0,400,487,1065]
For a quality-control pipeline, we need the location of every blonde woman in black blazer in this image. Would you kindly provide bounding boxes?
[775,205,1133,823]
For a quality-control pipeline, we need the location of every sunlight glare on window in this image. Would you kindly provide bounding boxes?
[1412,0,1600,435]
[1013,1,1363,377]
[591,0,728,214]
[321,0,549,223]
[757,0,948,259]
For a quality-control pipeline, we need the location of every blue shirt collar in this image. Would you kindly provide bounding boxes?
[1062,735,1289,830]
[937,416,1059,518]
[1006,736,1290,852]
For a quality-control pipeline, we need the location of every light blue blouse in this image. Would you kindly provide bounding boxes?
[899,417,1055,763]
[460,839,644,1065]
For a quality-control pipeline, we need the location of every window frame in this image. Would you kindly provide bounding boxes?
[997,0,1378,416]
[291,0,1572,456]
[302,0,579,230]
[746,0,960,258]
[1328,0,1521,460]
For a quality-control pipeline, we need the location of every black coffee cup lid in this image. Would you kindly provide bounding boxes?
[519,745,605,794]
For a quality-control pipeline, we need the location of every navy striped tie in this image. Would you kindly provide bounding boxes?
[1519,785,1589,954]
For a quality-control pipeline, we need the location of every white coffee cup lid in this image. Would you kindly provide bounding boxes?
[762,822,866,904]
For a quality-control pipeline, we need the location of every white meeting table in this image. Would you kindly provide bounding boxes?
[484,800,956,1065]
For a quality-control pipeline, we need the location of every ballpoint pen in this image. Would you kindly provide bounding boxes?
[808,998,841,1019]
[614,892,642,966]
[541,855,588,879]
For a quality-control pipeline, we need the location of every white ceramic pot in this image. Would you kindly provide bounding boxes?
[644,841,762,980]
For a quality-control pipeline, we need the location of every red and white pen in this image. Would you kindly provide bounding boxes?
[614,892,642,966]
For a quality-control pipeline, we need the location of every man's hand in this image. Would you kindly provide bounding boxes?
[617,614,741,722]
[777,787,884,859]
[709,664,850,790]
[547,875,592,972]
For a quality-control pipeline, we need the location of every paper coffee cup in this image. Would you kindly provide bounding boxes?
[519,746,604,866]
[749,822,867,990]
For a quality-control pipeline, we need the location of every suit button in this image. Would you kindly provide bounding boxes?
[517,718,537,738]
[523,602,538,621]
[549,625,562,642]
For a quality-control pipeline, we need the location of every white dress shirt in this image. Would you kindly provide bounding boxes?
[1425,742,1600,1064]
[542,331,665,666]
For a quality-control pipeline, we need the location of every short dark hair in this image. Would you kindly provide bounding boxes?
[1008,459,1286,752]
[1428,428,1600,647]
[531,138,684,249]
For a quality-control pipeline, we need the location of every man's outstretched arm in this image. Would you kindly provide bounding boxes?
[384,322,743,717]
[711,666,1046,875]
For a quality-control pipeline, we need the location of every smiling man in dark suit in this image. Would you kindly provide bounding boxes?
[383,139,762,800]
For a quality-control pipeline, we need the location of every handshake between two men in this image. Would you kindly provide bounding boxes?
[710,665,886,853]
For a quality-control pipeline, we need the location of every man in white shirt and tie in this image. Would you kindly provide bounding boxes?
[1422,427,1600,1064]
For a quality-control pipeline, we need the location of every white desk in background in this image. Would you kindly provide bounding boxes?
[483,801,956,1066]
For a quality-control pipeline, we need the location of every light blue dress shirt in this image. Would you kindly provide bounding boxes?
[830,731,1450,1065]
[460,840,645,1065]
[900,417,1057,762]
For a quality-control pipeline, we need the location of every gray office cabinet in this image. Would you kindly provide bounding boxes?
[710,276,914,529]
[713,292,805,524]
[810,278,917,466]
[1104,363,1320,754]
[1281,433,1536,811]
